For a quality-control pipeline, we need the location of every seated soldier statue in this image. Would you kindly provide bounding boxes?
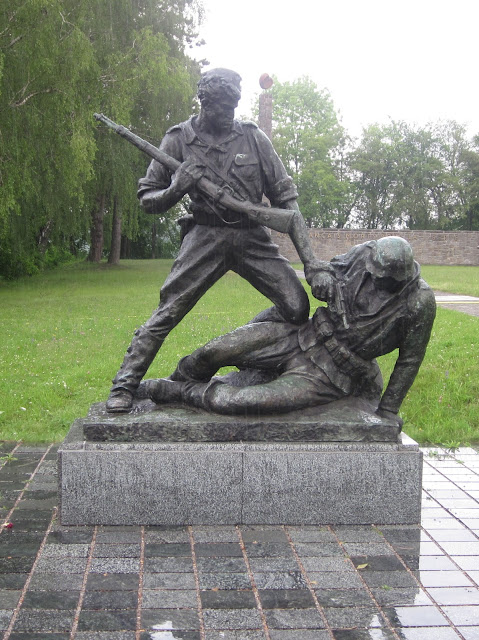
[144,236,436,427]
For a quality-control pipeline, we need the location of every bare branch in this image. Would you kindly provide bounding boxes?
[10,88,59,108]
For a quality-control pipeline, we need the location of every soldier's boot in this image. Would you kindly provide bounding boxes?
[106,326,163,413]
[146,378,219,410]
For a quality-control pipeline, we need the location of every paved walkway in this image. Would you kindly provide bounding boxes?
[2,442,479,638]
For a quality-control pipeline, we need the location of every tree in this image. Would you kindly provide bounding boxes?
[0,0,203,278]
[269,76,348,227]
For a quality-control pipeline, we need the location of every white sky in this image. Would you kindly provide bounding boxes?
[192,0,479,139]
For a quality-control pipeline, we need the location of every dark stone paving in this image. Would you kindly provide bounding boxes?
[2,442,479,639]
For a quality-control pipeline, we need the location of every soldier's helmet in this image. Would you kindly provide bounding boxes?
[197,68,242,106]
[367,236,415,282]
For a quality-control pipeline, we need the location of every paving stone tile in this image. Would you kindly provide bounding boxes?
[457,627,479,640]
[204,631,264,639]
[308,571,365,589]
[77,610,137,631]
[342,542,395,556]
[0,573,29,589]
[247,557,299,573]
[22,590,80,609]
[427,586,479,605]
[86,573,140,591]
[422,518,468,530]
[139,632,200,640]
[200,589,256,609]
[41,543,89,558]
[370,586,431,606]
[293,542,344,557]
[144,543,192,557]
[264,608,325,629]
[286,526,337,543]
[350,556,406,572]
[418,569,473,587]
[315,588,374,608]
[331,631,396,640]
[142,608,200,630]
[75,633,136,640]
[389,629,463,640]
[192,526,238,543]
[0,609,13,631]
[196,557,246,573]
[402,554,457,571]
[8,634,70,640]
[194,543,245,557]
[143,572,196,589]
[441,541,479,555]
[240,528,288,543]
[47,530,94,544]
[443,605,479,625]
[89,558,140,573]
[13,609,74,632]
[258,588,315,608]
[383,605,450,626]
[253,571,307,590]
[427,529,479,542]
[0,589,22,608]
[29,572,84,591]
[0,557,35,573]
[323,606,385,628]
[144,556,194,572]
[198,572,251,590]
[144,528,190,544]
[93,543,140,558]
[361,570,418,589]
[0,542,41,556]
[202,608,262,630]
[142,589,197,608]
[333,526,385,543]
[301,556,355,572]
[269,631,330,640]
[35,556,87,573]
[95,531,141,544]
[82,590,138,610]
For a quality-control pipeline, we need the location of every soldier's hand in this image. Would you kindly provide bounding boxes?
[310,272,335,303]
[171,160,204,194]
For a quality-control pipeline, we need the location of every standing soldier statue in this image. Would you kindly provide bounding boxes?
[105,68,322,413]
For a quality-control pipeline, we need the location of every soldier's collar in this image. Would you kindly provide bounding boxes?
[184,116,244,144]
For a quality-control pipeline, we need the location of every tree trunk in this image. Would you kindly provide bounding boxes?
[87,192,105,262]
[108,195,122,265]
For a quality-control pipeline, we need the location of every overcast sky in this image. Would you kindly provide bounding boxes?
[192,0,479,139]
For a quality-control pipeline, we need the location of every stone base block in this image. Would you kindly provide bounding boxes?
[58,420,422,525]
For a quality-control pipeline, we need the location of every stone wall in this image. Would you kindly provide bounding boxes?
[272,229,479,265]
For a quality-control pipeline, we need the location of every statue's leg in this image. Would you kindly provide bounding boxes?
[233,226,310,325]
[148,374,341,415]
[169,321,299,382]
[106,226,229,412]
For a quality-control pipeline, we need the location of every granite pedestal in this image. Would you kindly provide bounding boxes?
[58,399,422,525]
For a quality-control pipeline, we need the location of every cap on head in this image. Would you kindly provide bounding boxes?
[197,68,242,106]
[367,236,415,282]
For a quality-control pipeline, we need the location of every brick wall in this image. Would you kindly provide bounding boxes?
[272,229,479,265]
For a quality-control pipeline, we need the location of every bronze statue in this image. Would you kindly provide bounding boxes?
[105,68,321,413]
[144,237,436,427]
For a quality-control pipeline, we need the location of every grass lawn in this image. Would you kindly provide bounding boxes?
[1,259,478,445]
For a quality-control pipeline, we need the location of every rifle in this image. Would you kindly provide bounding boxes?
[94,113,295,234]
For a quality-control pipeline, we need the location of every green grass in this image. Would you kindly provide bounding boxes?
[1,260,478,444]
